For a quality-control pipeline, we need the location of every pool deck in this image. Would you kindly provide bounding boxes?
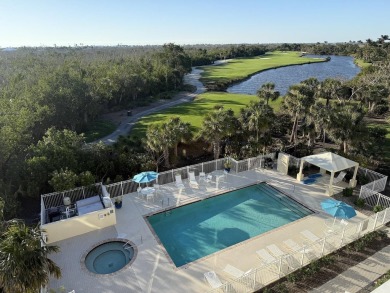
[47,169,366,293]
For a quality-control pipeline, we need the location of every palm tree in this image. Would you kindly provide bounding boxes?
[328,105,366,153]
[0,220,61,293]
[239,101,275,152]
[167,117,192,158]
[283,84,315,143]
[256,82,279,105]
[146,123,173,168]
[199,106,236,159]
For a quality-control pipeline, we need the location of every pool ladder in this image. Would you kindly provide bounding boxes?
[123,241,134,251]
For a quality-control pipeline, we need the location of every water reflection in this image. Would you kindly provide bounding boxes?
[227,55,361,96]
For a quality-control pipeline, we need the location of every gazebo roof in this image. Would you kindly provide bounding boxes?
[302,152,358,173]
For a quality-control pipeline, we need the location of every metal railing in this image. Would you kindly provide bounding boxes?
[40,154,276,224]
[104,154,275,198]
[206,207,390,293]
[358,167,388,207]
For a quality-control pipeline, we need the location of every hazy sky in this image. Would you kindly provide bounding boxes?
[1,0,389,47]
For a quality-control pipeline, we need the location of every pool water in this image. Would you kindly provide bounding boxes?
[147,183,312,267]
[85,241,134,274]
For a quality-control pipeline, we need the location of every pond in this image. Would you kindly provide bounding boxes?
[227,55,361,96]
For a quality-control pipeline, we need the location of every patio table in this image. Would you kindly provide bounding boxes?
[141,187,156,201]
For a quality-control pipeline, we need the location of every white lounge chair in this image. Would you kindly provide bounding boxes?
[175,174,185,189]
[300,230,320,242]
[204,271,223,289]
[284,239,313,253]
[223,264,252,279]
[256,248,276,264]
[188,171,199,188]
[333,171,346,184]
[266,244,286,258]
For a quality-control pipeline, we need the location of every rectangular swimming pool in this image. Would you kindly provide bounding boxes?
[147,183,313,267]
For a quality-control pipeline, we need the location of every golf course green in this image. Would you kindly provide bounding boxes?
[200,51,325,85]
[131,51,323,138]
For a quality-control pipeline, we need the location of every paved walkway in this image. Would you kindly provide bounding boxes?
[95,60,229,145]
[310,228,390,293]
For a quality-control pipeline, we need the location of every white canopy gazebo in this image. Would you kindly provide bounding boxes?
[296,152,359,195]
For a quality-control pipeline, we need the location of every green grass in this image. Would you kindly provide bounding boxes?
[131,92,283,138]
[84,120,117,142]
[354,58,372,69]
[200,51,325,84]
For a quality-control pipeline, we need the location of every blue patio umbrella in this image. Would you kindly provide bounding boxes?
[320,199,357,219]
[132,171,158,186]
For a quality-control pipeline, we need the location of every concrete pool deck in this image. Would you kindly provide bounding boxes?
[47,168,366,293]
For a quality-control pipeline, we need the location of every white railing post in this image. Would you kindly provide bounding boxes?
[373,181,376,191]
[215,159,217,171]
[373,213,379,231]
[382,208,388,225]
[376,194,381,207]
[202,162,204,172]
[248,158,251,171]
[321,237,326,256]
[82,187,85,199]
[340,228,346,248]
[120,182,124,196]
[236,161,239,173]
[278,257,283,277]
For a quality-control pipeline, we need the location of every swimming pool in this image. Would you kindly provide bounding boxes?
[147,183,313,267]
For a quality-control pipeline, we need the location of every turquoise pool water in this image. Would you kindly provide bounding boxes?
[147,183,313,267]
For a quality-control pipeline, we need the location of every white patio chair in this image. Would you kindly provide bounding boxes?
[175,174,185,189]
[333,171,346,184]
[204,271,223,289]
[199,172,206,182]
[188,171,199,188]
[137,186,142,198]
[206,174,213,183]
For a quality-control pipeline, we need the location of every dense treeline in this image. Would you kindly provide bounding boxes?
[1,38,389,220]
[0,43,269,218]
[184,44,267,66]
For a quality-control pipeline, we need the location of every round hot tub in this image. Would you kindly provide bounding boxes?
[84,240,135,274]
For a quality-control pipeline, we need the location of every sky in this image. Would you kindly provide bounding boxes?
[0,0,389,47]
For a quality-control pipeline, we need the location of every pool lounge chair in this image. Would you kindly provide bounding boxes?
[175,174,185,189]
[266,244,286,258]
[204,271,223,289]
[188,171,199,188]
[333,171,346,184]
[223,264,252,279]
[300,230,320,242]
[256,248,276,264]
[283,239,313,255]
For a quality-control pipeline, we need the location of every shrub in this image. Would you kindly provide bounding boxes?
[343,187,353,197]
[373,104,389,115]
[357,174,369,185]
[354,197,365,208]
[373,205,384,213]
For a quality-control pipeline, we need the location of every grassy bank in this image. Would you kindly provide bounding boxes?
[84,120,117,142]
[354,58,372,68]
[131,92,283,138]
[200,51,325,87]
